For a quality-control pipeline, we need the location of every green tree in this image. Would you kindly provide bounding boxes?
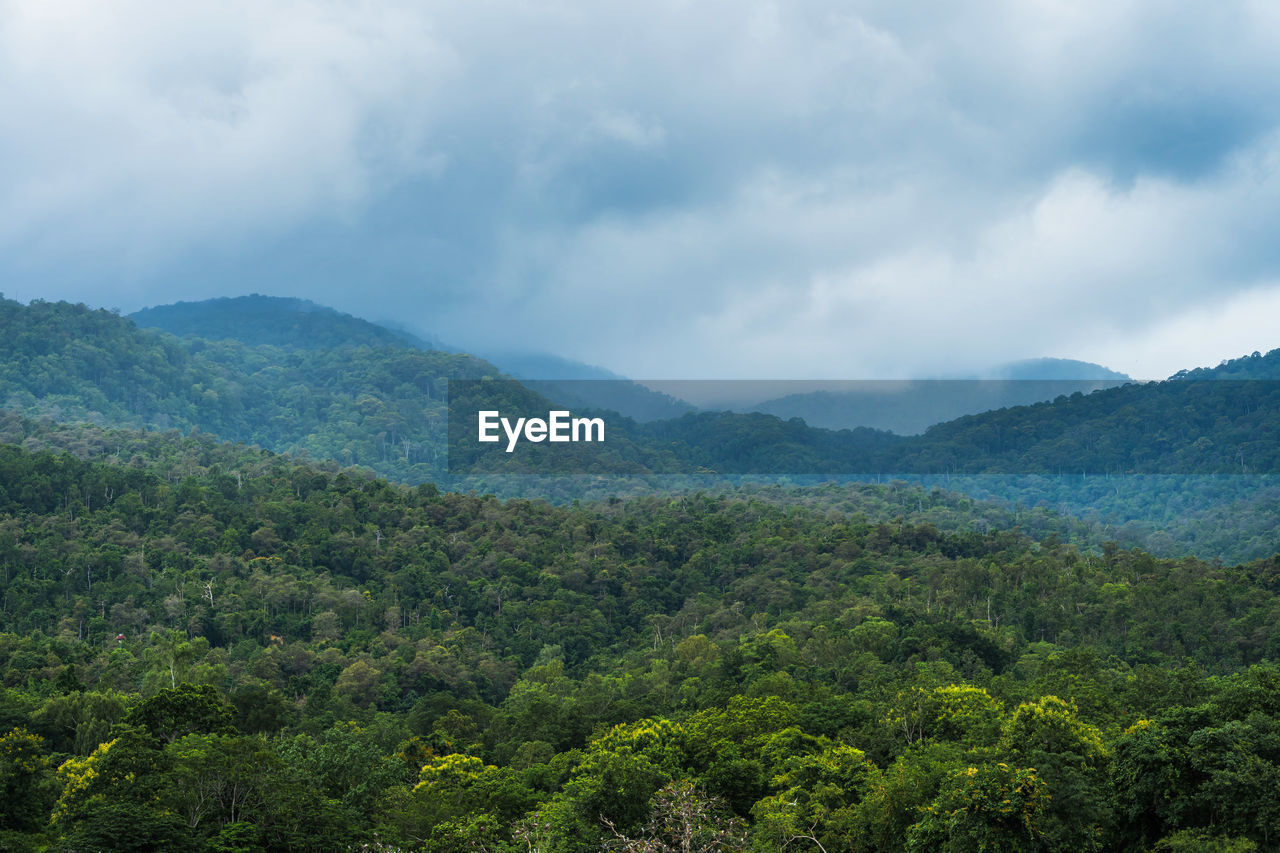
[999,695,1109,851]
[0,727,56,838]
[50,726,189,852]
[905,762,1048,853]
[122,683,234,744]
[606,779,746,853]
[750,744,878,853]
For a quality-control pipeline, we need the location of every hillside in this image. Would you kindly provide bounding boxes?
[0,297,499,482]
[2,428,1280,849]
[135,295,695,423]
[740,379,1126,435]
[130,294,440,351]
[722,359,1131,434]
[19,296,1280,479]
[5,297,1280,562]
[0,299,1278,845]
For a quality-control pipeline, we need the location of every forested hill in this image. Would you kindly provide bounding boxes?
[2,431,1280,849]
[134,295,696,422]
[5,297,1280,562]
[641,348,1280,475]
[901,349,1280,474]
[129,294,440,351]
[0,297,499,482]
[8,296,1280,480]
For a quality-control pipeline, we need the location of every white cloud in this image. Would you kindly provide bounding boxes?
[3,1,1280,378]
[1081,284,1280,379]
[0,0,454,269]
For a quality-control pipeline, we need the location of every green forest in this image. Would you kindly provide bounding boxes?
[5,297,1280,563]
[2,297,1280,850]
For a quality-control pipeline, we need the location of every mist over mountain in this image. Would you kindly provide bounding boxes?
[5,294,1280,563]
[4,295,1280,850]
[711,358,1132,435]
[988,357,1131,381]
[9,296,1279,481]
[10,6,1280,849]
[130,296,1141,432]
[475,350,696,422]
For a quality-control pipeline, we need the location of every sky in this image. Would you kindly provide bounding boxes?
[3,1,1280,379]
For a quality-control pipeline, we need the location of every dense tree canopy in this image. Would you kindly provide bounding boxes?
[0,428,1274,848]
[2,297,1280,848]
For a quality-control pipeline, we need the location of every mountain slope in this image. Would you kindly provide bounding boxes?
[3,430,1280,848]
[745,379,1127,435]
[137,295,696,422]
[6,297,1280,562]
[735,359,1132,434]
[0,298,498,482]
[989,357,1130,380]
[130,294,439,350]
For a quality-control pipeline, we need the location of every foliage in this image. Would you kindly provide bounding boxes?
[905,762,1048,852]
[0,327,1279,848]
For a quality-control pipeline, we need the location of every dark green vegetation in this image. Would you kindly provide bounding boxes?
[0,419,1279,849]
[4,297,1280,564]
[2,293,1280,850]
[2,297,491,484]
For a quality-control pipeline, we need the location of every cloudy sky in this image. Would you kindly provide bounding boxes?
[3,0,1280,379]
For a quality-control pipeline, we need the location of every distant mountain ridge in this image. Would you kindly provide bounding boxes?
[987,357,1130,381]
[729,357,1132,434]
[6,296,1280,561]
[6,295,1280,480]
[130,296,1138,432]
[478,351,696,422]
[131,294,442,351]
[134,295,693,422]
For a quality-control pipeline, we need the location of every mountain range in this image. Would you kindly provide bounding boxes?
[1,293,1278,562]
[130,295,1133,432]
[3,294,1280,851]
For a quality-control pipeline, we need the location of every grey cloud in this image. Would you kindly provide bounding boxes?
[3,1,1280,378]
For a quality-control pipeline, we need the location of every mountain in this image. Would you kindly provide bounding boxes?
[741,379,1125,435]
[9,298,1280,483]
[2,419,1280,849]
[989,357,1131,381]
[734,359,1132,435]
[476,350,625,380]
[136,296,695,423]
[2,297,497,483]
[130,294,441,350]
[479,350,696,422]
[7,296,1280,560]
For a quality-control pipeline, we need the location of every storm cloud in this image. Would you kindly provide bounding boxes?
[3,0,1280,378]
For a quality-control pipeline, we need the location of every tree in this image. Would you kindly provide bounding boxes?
[122,683,234,744]
[32,689,132,755]
[750,744,878,852]
[999,696,1109,851]
[0,727,55,836]
[542,718,686,849]
[50,726,189,852]
[905,763,1048,853]
[606,780,746,853]
[166,733,279,836]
